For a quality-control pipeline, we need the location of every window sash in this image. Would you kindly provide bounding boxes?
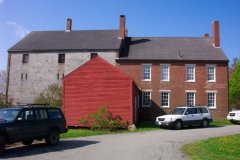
[142,91,151,107]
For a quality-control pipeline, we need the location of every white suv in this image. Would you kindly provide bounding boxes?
[155,106,212,129]
[227,110,240,124]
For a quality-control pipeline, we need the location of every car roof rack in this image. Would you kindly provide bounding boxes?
[17,103,50,107]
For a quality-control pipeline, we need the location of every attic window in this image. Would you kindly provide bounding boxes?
[91,53,98,59]
[58,54,65,64]
[22,54,29,63]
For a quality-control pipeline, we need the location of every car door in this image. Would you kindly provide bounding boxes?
[34,108,49,137]
[9,109,36,141]
[182,108,199,125]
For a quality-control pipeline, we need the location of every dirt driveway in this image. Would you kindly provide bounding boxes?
[2,125,240,160]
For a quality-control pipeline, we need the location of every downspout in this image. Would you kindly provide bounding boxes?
[6,52,11,106]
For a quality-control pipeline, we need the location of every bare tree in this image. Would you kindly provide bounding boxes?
[0,70,7,94]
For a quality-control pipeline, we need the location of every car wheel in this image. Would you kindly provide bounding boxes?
[45,130,59,146]
[202,119,209,128]
[0,135,5,156]
[22,140,34,146]
[174,120,182,130]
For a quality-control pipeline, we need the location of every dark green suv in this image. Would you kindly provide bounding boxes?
[0,106,68,155]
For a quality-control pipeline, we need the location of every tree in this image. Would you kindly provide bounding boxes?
[0,70,8,107]
[34,83,62,107]
[229,58,240,109]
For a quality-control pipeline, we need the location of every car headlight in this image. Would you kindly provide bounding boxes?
[165,118,173,122]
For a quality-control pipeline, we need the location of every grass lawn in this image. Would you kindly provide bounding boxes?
[181,134,240,160]
[210,119,232,127]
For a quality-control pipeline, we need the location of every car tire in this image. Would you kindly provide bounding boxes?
[45,130,59,146]
[0,135,5,156]
[22,140,34,146]
[174,120,182,130]
[202,119,209,128]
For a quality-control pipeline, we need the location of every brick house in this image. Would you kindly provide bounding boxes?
[7,15,228,122]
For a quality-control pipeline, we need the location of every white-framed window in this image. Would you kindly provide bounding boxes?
[142,90,151,107]
[142,64,151,81]
[161,64,170,81]
[186,64,195,82]
[206,90,217,109]
[206,65,216,82]
[185,90,196,106]
[160,90,170,108]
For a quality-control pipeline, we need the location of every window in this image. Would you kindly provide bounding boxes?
[58,54,65,63]
[142,91,151,107]
[160,91,170,108]
[161,64,170,81]
[91,53,98,59]
[35,109,48,120]
[185,108,197,115]
[142,64,151,81]
[22,54,29,63]
[19,109,34,121]
[207,65,216,82]
[186,92,195,106]
[49,109,62,119]
[186,64,195,82]
[207,91,217,108]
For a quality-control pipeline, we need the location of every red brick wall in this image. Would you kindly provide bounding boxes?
[117,62,229,120]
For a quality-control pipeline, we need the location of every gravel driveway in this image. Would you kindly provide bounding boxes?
[2,125,240,160]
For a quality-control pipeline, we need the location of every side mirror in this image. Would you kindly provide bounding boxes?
[17,117,23,121]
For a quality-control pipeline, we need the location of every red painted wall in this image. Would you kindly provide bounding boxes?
[63,56,138,126]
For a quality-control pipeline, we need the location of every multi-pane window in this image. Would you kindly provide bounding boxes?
[186,92,195,106]
[207,92,216,108]
[58,54,65,63]
[186,64,195,81]
[161,64,169,81]
[22,54,29,63]
[142,64,151,81]
[142,91,151,107]
[207,65,216,81]
[161,92,170,107]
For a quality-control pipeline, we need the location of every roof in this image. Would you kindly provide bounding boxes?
[8,30,122,52]
[119,37,228,62]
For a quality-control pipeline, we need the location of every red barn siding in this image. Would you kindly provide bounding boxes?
[63,56,138,127]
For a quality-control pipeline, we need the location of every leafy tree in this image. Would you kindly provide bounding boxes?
[229,58,240,109]
[0,70,12,107]
[34,83,62,107]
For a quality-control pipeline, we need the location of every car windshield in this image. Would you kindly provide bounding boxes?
[170,108,186,115]
[0,109,20,122]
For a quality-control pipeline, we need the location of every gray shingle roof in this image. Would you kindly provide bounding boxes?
[8,30,122,52]
[119,37,228,61]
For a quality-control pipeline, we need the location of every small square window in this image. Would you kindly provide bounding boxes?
[91,53,98,59]
[22,54,29,63]
[58,54,65,64]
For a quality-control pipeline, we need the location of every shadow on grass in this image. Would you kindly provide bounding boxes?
[2,140,99,159]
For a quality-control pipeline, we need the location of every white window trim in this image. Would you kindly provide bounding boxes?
[206,64,216,82]
[206,90,217,109]
[159,90,170,108]
[160,64,170,82]
[185,91,196,106]
[142,64,152,81]
[142,90,152,108]
[185,64,196,82]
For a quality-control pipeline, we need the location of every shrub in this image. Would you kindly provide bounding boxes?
[79,106,128,131]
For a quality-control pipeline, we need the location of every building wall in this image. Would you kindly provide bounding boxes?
[117,62,229,119]
[8,51,117,104]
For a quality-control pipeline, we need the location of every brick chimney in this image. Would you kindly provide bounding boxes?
[66,18,72,32]
[212,21,220,47]
[203,33,209,38]
[119,15,126,39]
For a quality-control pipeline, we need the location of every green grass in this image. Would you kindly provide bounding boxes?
[135,121,159,131]
[210,119,232,127]
[181,134,240,160]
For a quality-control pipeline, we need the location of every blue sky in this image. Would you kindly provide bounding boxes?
[0,0,240,70]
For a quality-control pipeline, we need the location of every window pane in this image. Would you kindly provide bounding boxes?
[187,93,195,106]
[208,67,215,81]
[208,93,215,107]
[161,92,169,107]
[187,66,194,81]
[58,54,65,63]
[142,91,151,107]
[143,65,151,80]
[161,65,169,81]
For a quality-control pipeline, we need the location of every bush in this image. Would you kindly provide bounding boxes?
[79,106,128,131]
[34,83,62,107]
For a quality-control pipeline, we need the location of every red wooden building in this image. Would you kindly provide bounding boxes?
[62,56,139,127]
